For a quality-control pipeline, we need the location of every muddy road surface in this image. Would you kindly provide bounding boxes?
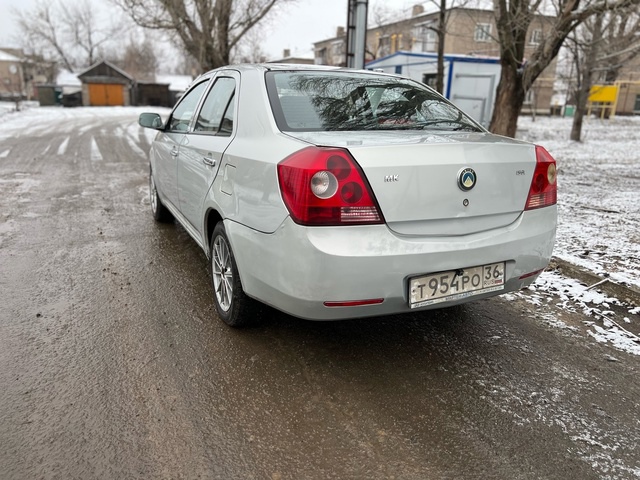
[1,108,639,479]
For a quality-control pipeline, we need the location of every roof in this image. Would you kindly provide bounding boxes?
[366,51,500,68]
[0,50,21,62]
[267,56,315,65]
[155,74,193,92]
[56,69,82,87]
[77,60,134,81]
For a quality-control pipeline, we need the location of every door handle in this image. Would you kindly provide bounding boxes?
[203,155,216,167]
[170,147,179,157]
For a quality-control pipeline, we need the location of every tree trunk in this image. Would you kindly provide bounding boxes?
[489,63,526,138]
[570,100,586,141]
[570,14,604,142]
[570,66,592,141]
[486,0,638,139]
[435,0,446,95]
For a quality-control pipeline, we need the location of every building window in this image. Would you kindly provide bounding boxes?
[315,47,327,65]
[331,41,344,56]
[414,22,437,52]
[634,94,640,113]
[422,73,437,89]
[378,36,391,57]
[530,29,542,45]
[474,23,492,42]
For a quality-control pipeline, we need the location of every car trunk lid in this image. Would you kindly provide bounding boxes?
[284,131,536,236]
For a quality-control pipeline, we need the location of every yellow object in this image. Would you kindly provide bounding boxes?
[587,85,620,119]
[588,85,619,103]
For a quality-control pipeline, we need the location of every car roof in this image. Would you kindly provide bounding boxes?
[199,63,400,78]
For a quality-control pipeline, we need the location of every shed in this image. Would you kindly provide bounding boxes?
[366,52,501,127]
[135,82,171,107]
[54,69,83,107]
[77,60,134,107]
[36,85,62,106]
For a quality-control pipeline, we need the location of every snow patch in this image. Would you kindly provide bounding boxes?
[516,271,640,356]
[57,137,70,155]
[587,322,640,356]
[90,137,103,161]
[139,185,150,206]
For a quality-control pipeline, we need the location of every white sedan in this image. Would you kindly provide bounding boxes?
[139,64,557,327]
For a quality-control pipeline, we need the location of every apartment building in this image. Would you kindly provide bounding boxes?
[313,5,557,114]
[0,49,24,100]
[612,55,640,115]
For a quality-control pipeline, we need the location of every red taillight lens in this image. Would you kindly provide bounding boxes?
[525,146,557,210]
[278,147,384,226]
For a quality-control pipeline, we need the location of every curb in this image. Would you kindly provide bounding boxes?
[549,257,640,308]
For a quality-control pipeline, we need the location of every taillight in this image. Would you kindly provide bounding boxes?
[278,147,384,226]
[525,145,557,210]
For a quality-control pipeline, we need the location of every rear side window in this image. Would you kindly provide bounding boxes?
[168,80,209,132]
[266,71,482,133]
[194,77,236,135]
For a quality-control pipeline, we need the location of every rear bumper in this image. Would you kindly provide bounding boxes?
[226,206,556,320]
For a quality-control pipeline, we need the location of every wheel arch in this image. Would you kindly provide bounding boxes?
[205,208,224,257]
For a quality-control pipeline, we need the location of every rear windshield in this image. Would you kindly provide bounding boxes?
[265,71,482,133]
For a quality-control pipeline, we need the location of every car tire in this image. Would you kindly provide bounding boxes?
[149,167,173,222]
[210,222,256,328]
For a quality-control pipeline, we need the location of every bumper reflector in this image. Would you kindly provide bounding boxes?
[323,299,384,307]
[519,269,544,280]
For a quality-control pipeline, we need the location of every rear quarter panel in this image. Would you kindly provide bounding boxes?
[207,68,309,234]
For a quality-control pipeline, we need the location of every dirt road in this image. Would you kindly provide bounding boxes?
[1,108,639,479]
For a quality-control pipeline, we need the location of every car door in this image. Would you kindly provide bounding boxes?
[153,79,210,209]
[177,73,238,234]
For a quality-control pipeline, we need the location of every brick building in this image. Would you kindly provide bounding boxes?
[313,5,558,115]
[0,49,24,101]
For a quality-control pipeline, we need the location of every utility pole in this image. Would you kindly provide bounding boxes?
[346,0,368,69]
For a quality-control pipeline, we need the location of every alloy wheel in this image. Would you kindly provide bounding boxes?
[212,235,233,312]
[149,175,158,214]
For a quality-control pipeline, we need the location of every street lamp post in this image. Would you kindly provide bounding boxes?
[346,0,368,69]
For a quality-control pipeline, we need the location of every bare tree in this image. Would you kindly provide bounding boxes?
[488,0,640,138]
[106,35,160,81]
[60,1,121,67]
[371,1,466,94]
[434,0,447,94]
[566,7,639,141]
[365,2,404,60]
[417,0,457,94]
[14,1,75,71]
[568,13,604,141]
[13,0,125,70]
[113,0,296,72]
[234,27,269,63]
[597,8,640,83]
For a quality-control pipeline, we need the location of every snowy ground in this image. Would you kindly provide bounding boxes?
[517,115,640,289]
[1,104,638,355]
[516,115,640,355]
[0,101,39,118]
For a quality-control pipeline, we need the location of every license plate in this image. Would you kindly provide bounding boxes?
[409,262,505,308]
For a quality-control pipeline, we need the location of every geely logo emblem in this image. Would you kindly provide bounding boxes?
[458,168,477,191]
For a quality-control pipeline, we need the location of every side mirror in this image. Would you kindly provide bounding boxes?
[139,113,164,130]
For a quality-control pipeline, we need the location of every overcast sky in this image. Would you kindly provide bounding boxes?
[0,0,423,64]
